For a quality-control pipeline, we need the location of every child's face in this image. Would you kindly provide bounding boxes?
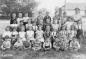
[19,13,23,18]
[6,27,10,31]
[25,13,28,17]
[12,13,16,18]
[75,9,80,14]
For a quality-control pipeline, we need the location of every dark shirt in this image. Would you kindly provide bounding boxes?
[10,18,17,24]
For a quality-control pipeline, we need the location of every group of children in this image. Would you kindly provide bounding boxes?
[0,12,81,52]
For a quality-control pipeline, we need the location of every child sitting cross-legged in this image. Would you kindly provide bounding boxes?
[43,39,52,51]
[2,26,12,39]
[1,36,11,50]
[69,37,80,52]
[32,39,42,51]
[13,37,23,50]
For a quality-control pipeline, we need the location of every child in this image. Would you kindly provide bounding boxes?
[26,19,32,31]
[17,12,23,24]
[53,38,60,51]
[70,25,77,39]
[18,20,25,32]
[59,26,67,36]
[26,26,35,44]
[1,36,11,50]
[64,17,74,31]
[2,26,12,38]
[52,19,59,31]
[32,22,38,31]
[35,25,44,48]
[19,27,26,42]
[11,27,18,46]
[76,21,83,43]
[36,25,44,42]
[32,40,42,51]
[10,13,17,24]
[14,38,23,49]
[23,13,29,26]
[44,25,51,40]
[44,18,51,26]
[69,37,80,52]
[43,39,52,51]
[37,18,43,26]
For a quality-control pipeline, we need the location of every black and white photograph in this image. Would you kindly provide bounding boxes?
[0,0,86,59]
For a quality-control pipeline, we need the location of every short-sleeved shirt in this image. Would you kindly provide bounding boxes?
[17,18,24,24]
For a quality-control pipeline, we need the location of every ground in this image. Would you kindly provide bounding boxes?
[0,20,86,59]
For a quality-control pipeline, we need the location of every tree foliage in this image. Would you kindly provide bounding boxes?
[1,0,37,16]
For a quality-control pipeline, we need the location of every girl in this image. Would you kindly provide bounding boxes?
[32,40,42,51]
[17,12,24,24]
[64,17,74,31]
[19,27,26,42]
[32,22,38,31]
[37,12,44,26]
[11,27,18,46]
[18,20,25,32]
[70,25,77,39]
[35,25,44,48]
[69,37,80,52]
[44,25,51,41]
[26,19,32,31]
[10,13,17,24]
[53,38,61,51]
[52,19,59,31]
[1,36,11,50]
[36,25,44,42]
[14,37,23,49]
[2,26,12,38]
[26,26,35,43]
[43,39,52,51]
[23,13,30,26]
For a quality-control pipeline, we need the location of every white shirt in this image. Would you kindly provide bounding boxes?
[23,17,29,22]
[19,31,26,38]
[12,31,18,35]
[2,31,12,37]
[26,30,34,38]
[36,30,44,39]
[2,41,11,48]
[52,24,59,30]
[17,18,23,24]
